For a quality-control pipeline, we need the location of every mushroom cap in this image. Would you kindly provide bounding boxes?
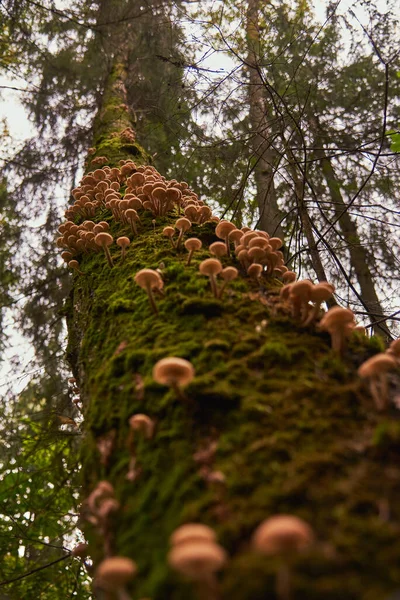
[310,282,335,303]
[289,280,314,300]
[96,556,137,590]
[184,238,202,251]
[228,229,243,244]
[170,523,216,547]
[215,220,236,239]
[269,237,283,250]
[221,266,238,282]
[95,232,113,247]
[247,263,263,278]
[168,540,227,578]
[175,217,191,232]
[163,226,175,237]
[117,236,130,248]
[134,269,163,290]
[252,515,314,555]
[282,271,297,283]
[153,357,195,387]
[358,353,397,378]
[199,258,223,277]
[388,338,400,357]
[209,241,227,257]
[319,306,355,331]
[129,414,154,438]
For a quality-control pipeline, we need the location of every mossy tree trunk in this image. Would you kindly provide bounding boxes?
[65,58,400,600]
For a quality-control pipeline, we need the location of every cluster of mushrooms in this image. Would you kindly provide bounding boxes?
[63,160,399,598]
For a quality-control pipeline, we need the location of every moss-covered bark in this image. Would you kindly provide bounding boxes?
[64,62,400,600]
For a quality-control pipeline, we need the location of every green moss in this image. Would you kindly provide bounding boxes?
[66,176,400,599]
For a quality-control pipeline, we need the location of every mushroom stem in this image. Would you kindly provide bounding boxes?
[330,330,343,354]
[145,284,158,315]
[176,229,184,250]
[371,377,388,411]
[104,246,114,268]
[196,573,220,600]
[116,588,132,600]
[186,249,194,266]
[276,564,291,600]
[209,274,218,298]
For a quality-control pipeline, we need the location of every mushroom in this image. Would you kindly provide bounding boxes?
[215,220,236,256]
[168,524,227,600]
[303,282,335,326]
[163,226,176,248]
[358,353,398,411]
[185,237,202,266]
[95,556,137,600]
[319,306,355,354]
[116,237,130,263]
[175,217,192,249]
[219,266,238,298]
[282,271,297,284]
[199,258,223,298]
[134,269,164,314]
[153,357,195,398]
[95,232,114,268]
[247,263,263,280]
[253,515,314,600]
[209,241,227,258]
[68,260,84,275]
[126,414,155,481]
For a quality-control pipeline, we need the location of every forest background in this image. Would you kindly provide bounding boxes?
[0,0,399,598]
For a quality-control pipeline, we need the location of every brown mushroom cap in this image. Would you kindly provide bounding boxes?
[221,266,238,282]
[153,357,195,387]
[134,269,163,291]
[168,541,227,578]
[252,515,314,555]
[319,306,355,331]
[184,238,202,252]
[209,241,227,257]
[170,524,216,547]
[95,232,113,247]
[215,220,236,239]
[388,338,400,357]
[358,353,397,378]
[199,258,223,277]
[175,217,191,232]
[96,556,137,590]
[117,236,130,249]
[129,414,155,438]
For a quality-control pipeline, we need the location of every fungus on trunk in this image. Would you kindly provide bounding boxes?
[319,306,355,354]
[185,237,202,266]
[153,357,195,399]
[95,232,114,268]
[95,556,137,600]
[252,515,314,600]
[215,220,236,256]
[175,217,192,249]
[134,268,164,314]
[219,266,238,298]
[358,353,398,411]
[116,237,130,263]
[199,258,222,298]
[68,260,85,276]
[163,226,176,248]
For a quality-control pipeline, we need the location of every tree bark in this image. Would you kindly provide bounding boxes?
[63,59,400,600]
[246,0,285,238]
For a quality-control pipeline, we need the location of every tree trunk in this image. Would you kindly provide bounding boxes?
[311,120,391,339]
[246,0,285,238]
[64,59,400,600]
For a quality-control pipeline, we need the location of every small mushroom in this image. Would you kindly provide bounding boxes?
[153,357,195,398]
[126,414,155,481]
[253,515,314,600]
[319,306,355,354]
[185,237,202,266]
[95,232,114,268]
[358,353,398,411]
[175,217,192,249]
[303,282,335,326]
[95,556,137,600]
[68,260,84,276]
[215,220,236,256]
[134,269,164,314]
[163,226,176,248]
[116,237,130,263]
[168,524,227,600]
[219,266,238,298]
[199,258,223,298]
[209,241,227,258]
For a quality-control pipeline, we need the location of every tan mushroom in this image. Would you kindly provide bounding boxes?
[253,515,314,600]
[95,232,114,268]
[134,269,164,314]
[215,220,237,256]
[175,217,192,249]
[116,237,130,263]
[163,226,176,248]
[219,266,238,298]
[95,556,137,598]
[68,260,84,276]
[185,237,202,266]
[153,357,195,397]
[209,241,227,258]
[358,353,398,410]
[199,258,223,298]
[319,306,355,354]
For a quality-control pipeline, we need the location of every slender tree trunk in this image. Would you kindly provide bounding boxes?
[311,118,391,338]
[246,0,285,238]
[64,43,400,600]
